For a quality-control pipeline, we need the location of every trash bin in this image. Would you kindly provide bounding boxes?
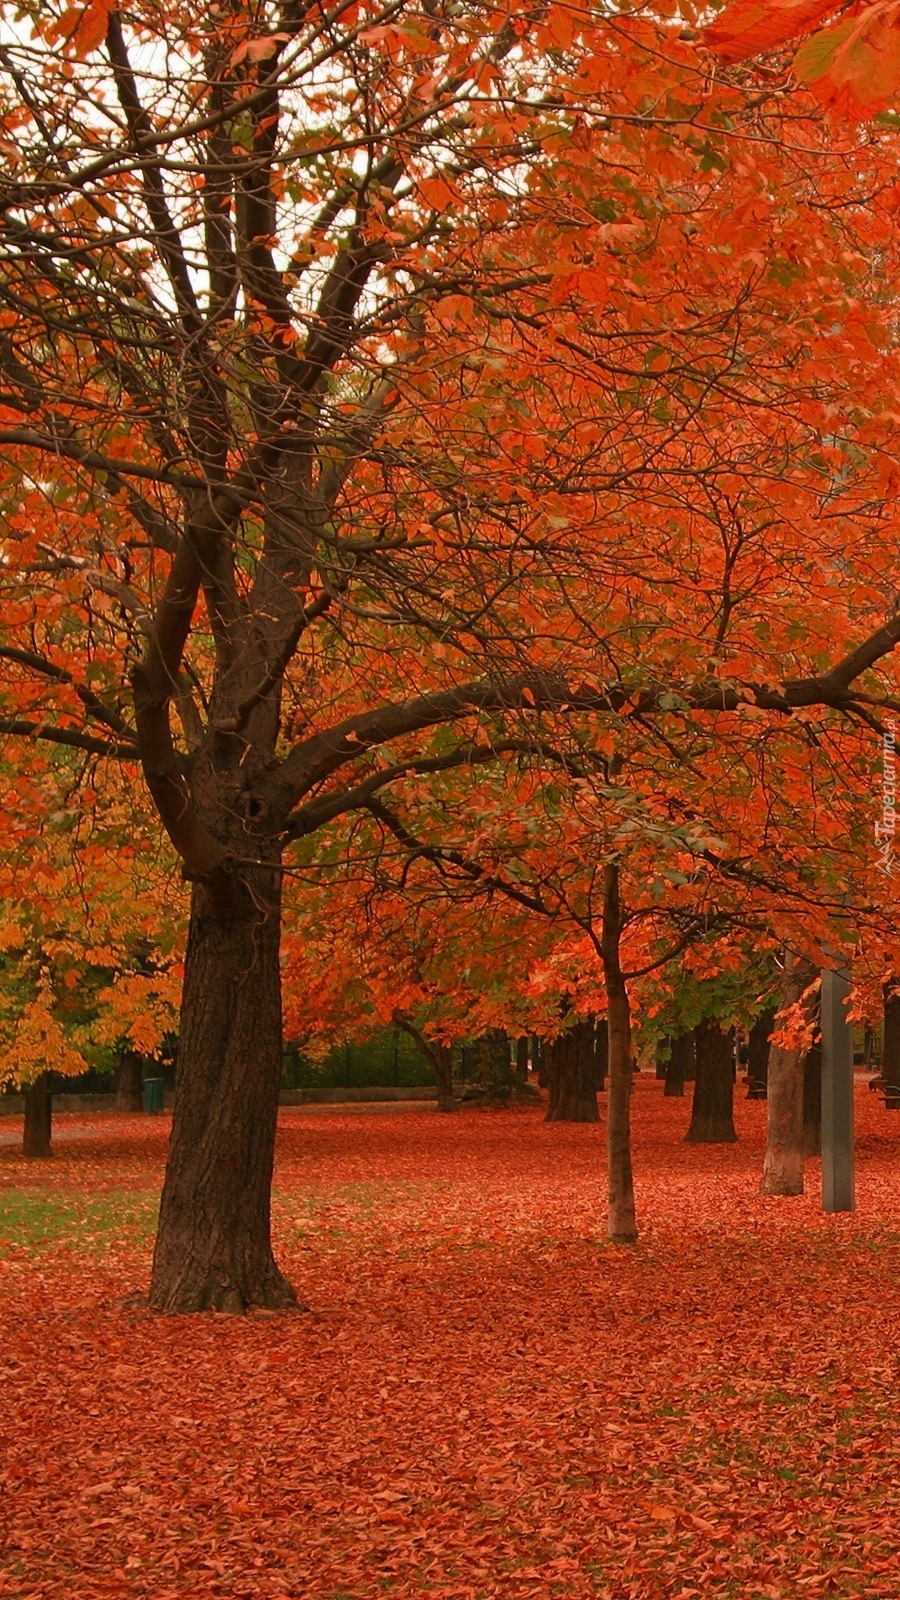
[142,1078,165,1114]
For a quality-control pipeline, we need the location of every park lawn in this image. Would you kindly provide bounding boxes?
[2,1085,900,1600]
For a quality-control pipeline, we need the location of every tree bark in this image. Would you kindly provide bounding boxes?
[883,983,900,1108]
[601,864,637,1243]
[544,1020,600,1122]
[22,1073,51,1157]
[747,1007,775,1099]
[394,1015,456,1111]
[664,1031,693,1097]
[760,956,816,1195]
[803,1042,822,1156]
[116,1049,145,1112]
[515,1035,529,1086]
[433,1042,455,1112]
[594,1019,608,1093]
[149,860,299,1314]
[686,1022,737,1143]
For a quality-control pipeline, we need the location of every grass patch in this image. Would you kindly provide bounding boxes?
[0,1188,158,1254]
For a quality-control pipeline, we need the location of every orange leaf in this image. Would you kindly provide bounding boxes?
[794,0,900,116]
[702,0,841,63]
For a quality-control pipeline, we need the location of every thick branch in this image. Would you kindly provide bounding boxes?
[0,718,137,759]
[271,617,900,814]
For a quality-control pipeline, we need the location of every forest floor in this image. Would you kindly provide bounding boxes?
[2,1081,900,1600]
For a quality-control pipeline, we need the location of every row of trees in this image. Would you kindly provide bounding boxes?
[1,0,899,1308]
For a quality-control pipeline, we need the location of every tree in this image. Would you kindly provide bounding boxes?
[882,982,900,1108]
[544,1019,601,1123]
[0,789,180,1154]
[663,1032,694,1099]
[2,1,900,1307]
[747,1008,775,1099]
[760,954,818,1197]
[686,1021,738,1145]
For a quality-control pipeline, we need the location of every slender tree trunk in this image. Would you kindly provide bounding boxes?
[686,1022,737,1143]
[116,1049,145,1112]
[664,1031,693,1097]
[22,1073,51,1157]
[544,1021,600,1122]
[760,956,815,1196]
[747,1007,775,1099]
[883,983,900,1109]
[803,1042,822,1156]
[149,860,298,1314]
[394,1015,456,1111]
[601,864,637,1243]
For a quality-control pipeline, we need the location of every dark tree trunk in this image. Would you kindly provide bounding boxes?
[149,861,298,1314]
[664,1031,693,1097]
[655,1054,667,1080]
[601,865,637,1243]
[747,1007,775,1099]
[22,1073,51,1157]
[116,1049,145,1112]
[883,984,900,1108]
[544,1020,600,1122]
[515,1035,529,1085]
[803,1042,822,1156]
[433,1043,455,1112]
[594,1019,608,1093]
[686,1022,737,1143]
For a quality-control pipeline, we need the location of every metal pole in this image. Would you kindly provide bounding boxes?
[821,965,855,1212]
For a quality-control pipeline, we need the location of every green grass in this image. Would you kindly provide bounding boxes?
[0,1188,158,1254]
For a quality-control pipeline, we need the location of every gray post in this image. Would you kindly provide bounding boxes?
[821,965,855,1212]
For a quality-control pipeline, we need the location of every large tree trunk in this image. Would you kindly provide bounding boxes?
[149,862,298,1314]
[433,1043,455,1112]
[664,1031,693,1097]
[803,1042,822,1156]
[22,1073,51,1157]
[760,956,816,1196]
[883,983,900,1109]
[116,1049,145,1112]
[545,1020,600,1122]
[601,864,637,1243]
[686,1022,737,1143]
[747,1007,775,1099]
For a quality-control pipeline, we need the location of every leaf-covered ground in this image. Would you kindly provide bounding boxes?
[2,1081,900,1600]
